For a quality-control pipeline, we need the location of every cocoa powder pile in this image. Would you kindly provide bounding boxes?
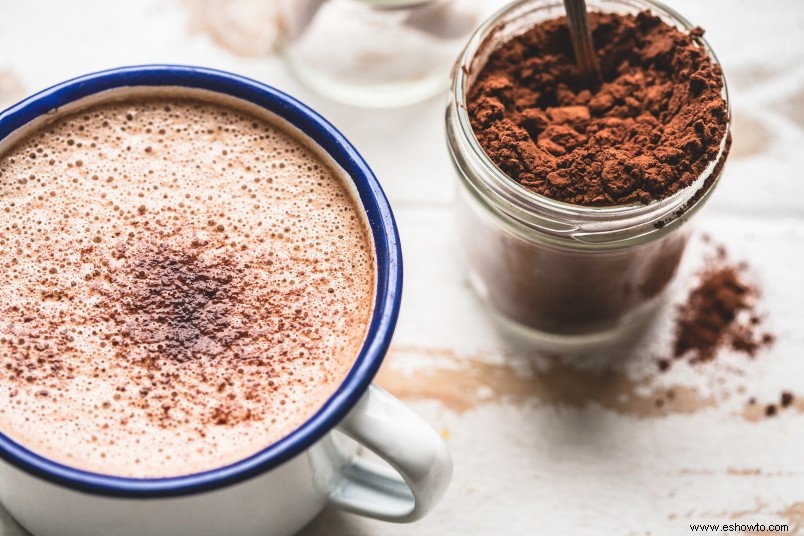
[467,11,728,206]
[655,244,790,420]
[664,246,774,367]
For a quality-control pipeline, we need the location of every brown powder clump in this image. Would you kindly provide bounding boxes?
[467,11,728,206]
[754,392,795,419]
[672,248,773,364]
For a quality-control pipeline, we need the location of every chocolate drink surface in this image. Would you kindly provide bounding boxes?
[0,93,375,477]
[450,2,730,340]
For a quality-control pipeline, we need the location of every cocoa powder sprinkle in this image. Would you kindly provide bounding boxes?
[671,246,773,365]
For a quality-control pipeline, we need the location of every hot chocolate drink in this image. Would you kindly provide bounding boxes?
[0,90,375,477]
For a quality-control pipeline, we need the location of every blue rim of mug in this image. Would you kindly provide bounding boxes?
[0,65,403,498]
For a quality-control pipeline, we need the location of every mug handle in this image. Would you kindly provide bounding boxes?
[329,385,453,522]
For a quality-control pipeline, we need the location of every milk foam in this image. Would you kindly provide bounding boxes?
[0,93,375,477]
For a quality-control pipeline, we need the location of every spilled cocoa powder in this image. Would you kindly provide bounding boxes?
[756,391,795,419]
[467,11,728,206]
[656,243,796,420]
[664,245,773,367]
[764,391,795,417]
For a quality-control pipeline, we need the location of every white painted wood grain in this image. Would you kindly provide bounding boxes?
[1,1,803,535]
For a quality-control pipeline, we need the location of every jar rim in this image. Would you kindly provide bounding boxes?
[448,0,731,246]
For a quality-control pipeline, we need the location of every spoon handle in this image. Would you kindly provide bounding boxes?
[563,0,602,87]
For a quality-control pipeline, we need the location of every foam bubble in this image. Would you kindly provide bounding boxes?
[0,96,375,478]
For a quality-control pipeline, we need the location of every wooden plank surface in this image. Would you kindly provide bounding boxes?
[1,1,803,534]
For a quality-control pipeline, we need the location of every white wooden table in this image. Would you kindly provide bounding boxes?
[1,1,803,534]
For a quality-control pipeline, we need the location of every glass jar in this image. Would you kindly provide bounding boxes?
[278,0,483,107]
[446,0,731,346]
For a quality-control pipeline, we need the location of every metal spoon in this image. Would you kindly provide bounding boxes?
[563,0,602,87]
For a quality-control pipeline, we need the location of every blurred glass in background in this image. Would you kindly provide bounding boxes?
[279,0,483,107]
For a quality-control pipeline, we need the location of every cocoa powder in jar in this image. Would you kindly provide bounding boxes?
[467,11,728,206]
[456,6,730,337]
[457,191,689,335]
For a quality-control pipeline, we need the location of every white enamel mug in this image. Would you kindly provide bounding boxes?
[0,65,452,536]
